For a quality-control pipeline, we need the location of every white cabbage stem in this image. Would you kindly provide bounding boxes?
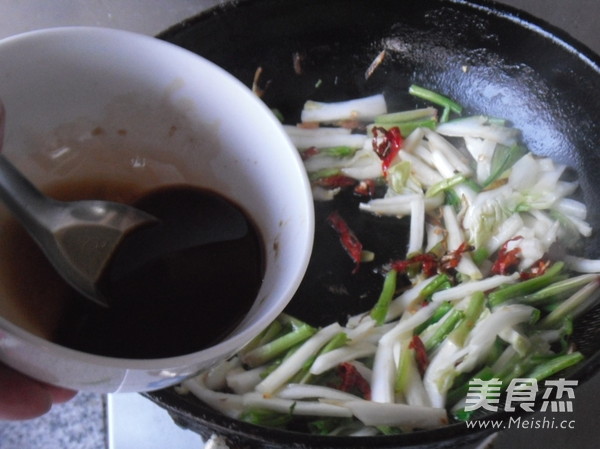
[301,94,387,123]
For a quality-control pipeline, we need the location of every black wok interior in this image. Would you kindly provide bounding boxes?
[146,0,600,447]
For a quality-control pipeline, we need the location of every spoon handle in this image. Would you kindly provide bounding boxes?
[0,103,61,234]
[0,154,60,237]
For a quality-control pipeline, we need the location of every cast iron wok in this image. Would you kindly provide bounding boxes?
[146,0,600,447]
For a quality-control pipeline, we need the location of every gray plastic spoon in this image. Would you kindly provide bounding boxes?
[0,104,157,307]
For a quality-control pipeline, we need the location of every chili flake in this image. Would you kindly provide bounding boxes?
[336,362,371,400]
[327,211,363,273]
[372,126,403,177]
[491,236,523,275]
[409,335,429,376]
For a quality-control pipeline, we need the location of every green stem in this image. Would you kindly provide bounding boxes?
[441,107,451,123]
[461,178,483,193]
[482,143,528,188]
[484,339,506,367]
[369,118,438,135]
[525,352,584,382]
[450,292,486,347]
[520,274,598,305]
[425,174,467,198]
[370,269,398,325]
[471,247,490,266]
[539,279,600,329]
[414,301,453,334]
[240,408,292,428]
[242,318,283,354]
[242,322,316,367]
[408,85,463,115]
[394,339,413,394]
[496,352,535,385]
[487,262,565,307]
[446,366,494,407]
[423,308,464,352]
[419,274,452,303]
[444,189,461,208]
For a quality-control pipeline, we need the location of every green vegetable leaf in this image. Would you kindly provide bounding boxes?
[482,143,528,188]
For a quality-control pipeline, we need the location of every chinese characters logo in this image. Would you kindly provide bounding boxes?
[465,378,577,413]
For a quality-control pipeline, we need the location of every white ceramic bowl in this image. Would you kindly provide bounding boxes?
[0,27,314,393]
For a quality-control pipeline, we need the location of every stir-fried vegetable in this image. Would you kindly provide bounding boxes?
[179,85,600,436]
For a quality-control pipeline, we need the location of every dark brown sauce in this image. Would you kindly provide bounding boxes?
[54,185,265,359]
[0,181,265,359]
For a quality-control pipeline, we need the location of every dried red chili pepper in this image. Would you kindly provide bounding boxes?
[301,146,319,160]
[419,254,440,278]
[520,258,551,280]
[391,253,439,278]
[327,211,363,273]
[491,236,523,275]
[440,242,473,273]
[409,335,429,376]
[390,258,415,273]
[336,362,371,400]
[354,179,376,197]
[372,126,403,177]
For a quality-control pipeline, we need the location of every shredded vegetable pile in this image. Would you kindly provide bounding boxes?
[178,86,600,436]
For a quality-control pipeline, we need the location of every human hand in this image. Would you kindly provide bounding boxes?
[0,362,77,420]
